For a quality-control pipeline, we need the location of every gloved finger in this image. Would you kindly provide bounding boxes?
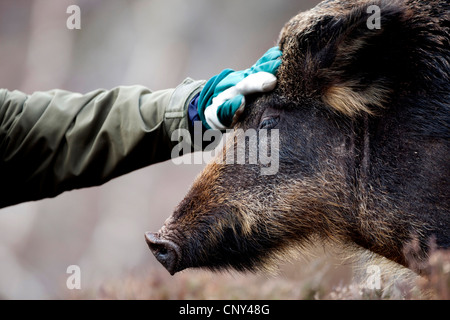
[253,46,282,66]
[204,94,245,130]
[214,48,281,97]
[217,95,245,128]
[198,68,234,126]
[214,86,240,104]
[235,72,278,95]
[214,71,246,94]
[252,58,282,75]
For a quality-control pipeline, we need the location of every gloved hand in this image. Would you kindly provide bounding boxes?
[197,46,282,130]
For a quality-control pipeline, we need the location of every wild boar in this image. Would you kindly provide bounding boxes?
[146,0,449,275]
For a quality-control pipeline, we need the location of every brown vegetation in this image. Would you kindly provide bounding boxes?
[69,248,449,300]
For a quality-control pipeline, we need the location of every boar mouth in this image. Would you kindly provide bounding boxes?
[145,232,182,275]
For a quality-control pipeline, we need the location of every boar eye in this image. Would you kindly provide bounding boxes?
[259,116,280,129]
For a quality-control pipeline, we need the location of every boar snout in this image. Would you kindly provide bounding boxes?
[145,232,181,275]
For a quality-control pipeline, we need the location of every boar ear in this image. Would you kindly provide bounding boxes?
[311,2,420,117]
[318,2,416,116]
[279,1,446,117]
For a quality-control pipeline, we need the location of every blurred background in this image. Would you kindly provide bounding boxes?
[1,0,420,300]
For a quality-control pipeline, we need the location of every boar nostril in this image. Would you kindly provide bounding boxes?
[145,232,181,275]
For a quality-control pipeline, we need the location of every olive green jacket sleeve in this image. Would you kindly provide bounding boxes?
[0,78,205,208]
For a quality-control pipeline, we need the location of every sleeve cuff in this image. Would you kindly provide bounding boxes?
[165,78,205,149]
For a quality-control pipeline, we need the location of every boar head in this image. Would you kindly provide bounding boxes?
[146,0,450,275]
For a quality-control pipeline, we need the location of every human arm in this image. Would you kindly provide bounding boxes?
[0,78,204,208]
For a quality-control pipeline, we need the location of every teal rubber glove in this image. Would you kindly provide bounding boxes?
[198,46,282,130]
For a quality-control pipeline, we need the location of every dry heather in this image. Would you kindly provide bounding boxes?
[67,249,449,300]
